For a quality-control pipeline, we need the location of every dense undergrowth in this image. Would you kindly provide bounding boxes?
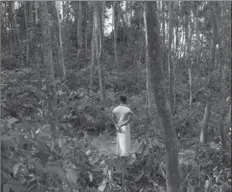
[1,43,231,192]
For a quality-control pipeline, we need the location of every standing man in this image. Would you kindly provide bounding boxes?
[112,95,136,157]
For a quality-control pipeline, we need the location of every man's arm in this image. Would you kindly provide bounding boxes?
[118,111,136,127]
[118,115,132,127]
[112,113,121,132]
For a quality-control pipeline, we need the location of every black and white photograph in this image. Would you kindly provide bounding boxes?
[1,1,231,192]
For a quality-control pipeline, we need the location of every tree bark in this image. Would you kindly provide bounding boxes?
[39,1,56,138]
[93,2,106,103]
[55,2,66,80]
[168,2,174,112]
[76,1,83,59]
[112,1,118,65]
[23,2,29,66]
[219,117,230,150]
[173,2,179,109]
[215,2,230,149]
[184,5,193,110]
[193,2,200,70]
[146,2,182,192]
[84,2,89,58]
[188,17,194,110]
[90,25,95,94]
[99,1,105,57]
[28,2,33,40]
[162,2,166,73]
[35,1,39,24]
[200,93,212,144]
[12,2,23,66]
[143,3,152,122]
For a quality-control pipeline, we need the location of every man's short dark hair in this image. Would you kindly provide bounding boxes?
[119,95,127,104]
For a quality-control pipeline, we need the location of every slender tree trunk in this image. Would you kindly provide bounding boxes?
[144,3,152,122]
[180,25,185,59]
[28,2,34,63]
[119,5,128,47]
[184,8,193,109]
[55,2,66,80]
[200,3,220,144]
[168,2,174,112]
[112,2,118,65]
[193,2,200,69]
[162,2,166,73]
[12,2,23,66]
[28,2,33,39]
[84,3,88,58]
[39,1,56,138]
[226,105,231,128]
[90,26,95,95]
[127,2,133,27]
[146,2,182,191]
[99,1,105,58]
[9,2,16,45]
[173,2,179,109]
[93,2,106,103]
[6,2,12,54]
[211,4,217,71]
[35,1,39,24]
[200,93,212,144]
[76,1,83,59]
[215,2,230,149]
[35,46,42,89]
[23,2,29,66]
[219,117,230,150]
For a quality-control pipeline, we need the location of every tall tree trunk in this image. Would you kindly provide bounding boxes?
[35,1,39,24]
[28,2,34,63]
[93,2,106,103]
[9,2,16,45]
[112,2,118,65]
[76,1,83,59]
[211,3,217,71]
[90,26,95,95]
[219,117,230,150]
[84,3,89,58]
[39,1,56,138]
[193,2,200,69]
[173,2,179,109]
[200,92,212,144]
[184,6,193,109]
[28,2,33,39]
[180,25,185,59]
[55,2,66,80]
[162,2,166,73]
[127,1,133,27]
[146,2,182,192]
[99,1,105,58]
[200,3,219,144]
[143,3,152,122]
[215,2,230,149]
[168,2,174,112]
[188,13,194,110]
[12,2,23,66]
[23,2,29,66]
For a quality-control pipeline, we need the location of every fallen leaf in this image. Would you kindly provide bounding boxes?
[98,178,108,192]
[12,162,23,177]
[66,168,78,184]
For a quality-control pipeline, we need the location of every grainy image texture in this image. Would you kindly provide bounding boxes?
[1,1,231,192]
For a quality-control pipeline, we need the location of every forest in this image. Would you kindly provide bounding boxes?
[1,1,231,192]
